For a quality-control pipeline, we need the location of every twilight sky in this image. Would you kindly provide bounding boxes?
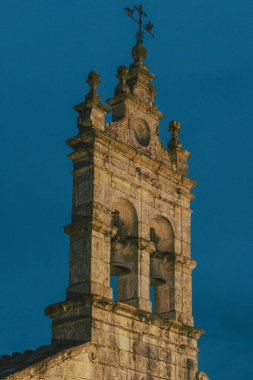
[0,1,253,379]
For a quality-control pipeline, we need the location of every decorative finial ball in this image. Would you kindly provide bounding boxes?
[87,71,100,89]
[116,65,128,80]
[132,43,147,64]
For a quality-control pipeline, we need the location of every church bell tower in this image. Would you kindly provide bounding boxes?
[44,5,210,380]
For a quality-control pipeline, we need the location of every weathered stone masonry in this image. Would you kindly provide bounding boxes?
[0,42,210,380]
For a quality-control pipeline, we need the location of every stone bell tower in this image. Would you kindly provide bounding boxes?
[0,5,210,379]
[43,37,210,378]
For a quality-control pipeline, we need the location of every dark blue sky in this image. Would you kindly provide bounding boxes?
[0,1,252,379]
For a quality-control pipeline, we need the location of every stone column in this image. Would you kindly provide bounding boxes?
[118,238,153,312]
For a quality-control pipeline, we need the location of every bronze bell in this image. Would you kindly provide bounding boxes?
[150,255,166,286]
[110,241,131,276]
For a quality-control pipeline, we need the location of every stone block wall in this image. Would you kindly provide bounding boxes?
[5,294,202,380]
[43,295,203,380]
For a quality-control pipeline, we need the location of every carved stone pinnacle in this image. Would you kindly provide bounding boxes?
[168,120,182,149]
[149,83,157,103]
[115,65,129,95]
[132,43,147,66]
[85,71,101,103]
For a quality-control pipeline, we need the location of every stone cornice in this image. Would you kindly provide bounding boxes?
[45,295,205,340]
[66,130,95,149]
[64,218,113,237]
[65,130,197,195]
[68,150,93,162]
[95,131,196,189]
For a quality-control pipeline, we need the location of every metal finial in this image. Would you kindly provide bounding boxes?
[124,2,154,44]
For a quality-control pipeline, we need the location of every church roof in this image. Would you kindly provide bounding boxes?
[0,344,72,379]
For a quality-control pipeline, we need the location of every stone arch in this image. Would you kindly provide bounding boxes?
[149,215,174,254]
[112,198,138,239]
[148,216,175,314]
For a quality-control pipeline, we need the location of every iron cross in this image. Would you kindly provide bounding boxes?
[124,2,154,44]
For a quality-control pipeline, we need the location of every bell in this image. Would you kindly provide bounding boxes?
[150,256,166,286]
[110,241,131,276]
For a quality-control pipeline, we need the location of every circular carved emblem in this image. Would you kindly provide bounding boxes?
[133,118,150,147]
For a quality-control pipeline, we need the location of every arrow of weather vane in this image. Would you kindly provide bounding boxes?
[124,3,154,44]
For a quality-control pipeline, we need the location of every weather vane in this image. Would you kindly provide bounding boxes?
[124,2,154,44]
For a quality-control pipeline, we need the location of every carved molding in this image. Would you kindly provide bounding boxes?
[64,218,113,237]
[46,294,205,339]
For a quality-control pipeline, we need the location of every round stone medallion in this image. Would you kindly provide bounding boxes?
[133,118,150,147]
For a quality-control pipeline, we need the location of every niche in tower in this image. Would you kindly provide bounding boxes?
[110,198,138,303]
[149,216,174,313]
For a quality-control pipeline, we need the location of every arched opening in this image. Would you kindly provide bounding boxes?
[110,199,138,302]
[148,216,174,313]
[133,118,150,147]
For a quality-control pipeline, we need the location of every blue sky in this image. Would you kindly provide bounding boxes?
[0,1,252,378]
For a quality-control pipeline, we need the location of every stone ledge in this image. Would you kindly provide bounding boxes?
[45,295,204,340]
